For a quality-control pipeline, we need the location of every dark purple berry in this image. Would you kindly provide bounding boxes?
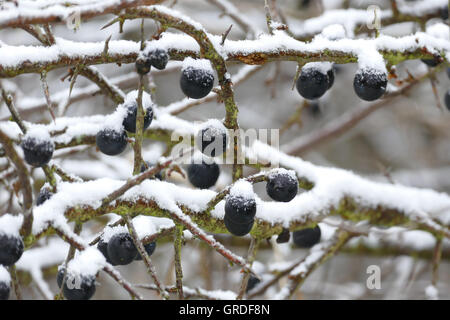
[21,137,54,167]
[187,161,220,189]
[96,128,128,156]
[62,273,96,300]
[122,102,153,133]
[180,67,214,99]
[197,126,227,157]
[266,172,298,202]
[135,242,156,261]
[296,67,329,100]
[0,281,10,300]
[149,49,169,70]
[36,187,53,206]
[107,233,138,266]
[276,228,291,244]
[445,90,450,111]
[224,195,257,236]
[224,215,254,237]
[353,68,387,101]
[246,275,261,292]
[293,226,321,248]
[0,233,24,266]
[135,56,151,75]
[140,161,163,180]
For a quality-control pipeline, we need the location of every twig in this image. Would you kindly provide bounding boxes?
[236,237,259,299]
[9,265,22,300]
[173,224,184,299]
[40,71,56,122]
[124,216,169,299]
[0,83,27,133]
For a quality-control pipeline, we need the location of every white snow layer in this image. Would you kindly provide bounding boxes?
[0,214,24,237]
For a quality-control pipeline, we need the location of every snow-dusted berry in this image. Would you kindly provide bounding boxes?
[187,161,220,189]
[36,187,53,206]
[97,239,113,265]
[135,56,151,75]
[122,101,153,133]
[353,68,387,101]
[62,273,96,300]
[96,128,128,156]
[445,90,450,111]
[21,132,54,167]
[296,64,330,100]
[292,226,321,248]
[180,61,214,99]
[149,49,169,70]
[135,242,156,261]
[224,195,256,236]
[197,121,227,157]
[107,233,138,266]
[0,233,24,266]
[246,275,261,292]
[266,171,298,202]
[140,161,163,180]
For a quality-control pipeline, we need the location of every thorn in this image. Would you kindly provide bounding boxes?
[221,24,233,45]
[103,35,112,58]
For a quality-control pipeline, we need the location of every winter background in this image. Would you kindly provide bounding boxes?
[0,0,449,300]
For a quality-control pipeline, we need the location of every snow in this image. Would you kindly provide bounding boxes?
[67,246,106,277]
[303,62,333,74]
[182,57,213,73]
[425,285,439,300]
[0,214,23,237]
[23,125,52,143]
[229,180,254,200]
[0,265,10,283]
[101,225,128,242]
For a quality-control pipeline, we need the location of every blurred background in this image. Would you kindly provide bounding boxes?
[0,0,449,299]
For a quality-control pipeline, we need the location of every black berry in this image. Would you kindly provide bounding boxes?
[296,66,329,100]
[21,136,54,167]
[180,67,214,99]
[96,128,128,156]
[224,195,257,236]
[292,226,321,248]
[276,228,291,244]
[353,68,387,101]
[266,172,298,202]
[197,126,227,157]
[187,161,220,189]
[135,56,151,75]
[140,161,163,180]
[445,90,450,111]
[224,216,254,237]
[0,233,24,266]
[107,233,138,266]
[421,56,442,67]
[36,187,53,206]
[122,101,153,133]
[62,273,96,300]
[149,49,169,70]
[135,242,156,261]
[246,275,261,293]
[0,281,10,300]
